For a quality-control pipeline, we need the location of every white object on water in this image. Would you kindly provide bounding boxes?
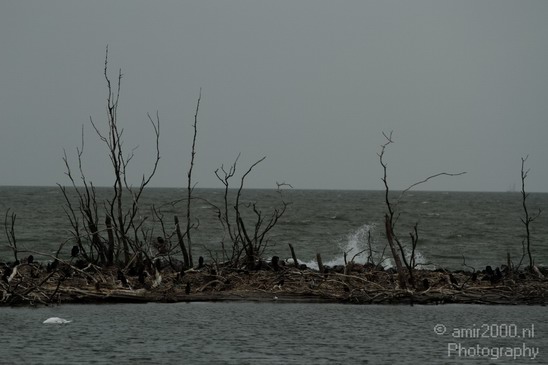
[43,317,72,324]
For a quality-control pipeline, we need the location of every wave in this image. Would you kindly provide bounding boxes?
[301,223,433,270]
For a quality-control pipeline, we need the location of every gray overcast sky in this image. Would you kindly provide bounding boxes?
[1,1,547,191]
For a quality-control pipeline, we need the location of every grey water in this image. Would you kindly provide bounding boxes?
[0,303,545,364]
[1,187,547,270]
[1,187,547,363]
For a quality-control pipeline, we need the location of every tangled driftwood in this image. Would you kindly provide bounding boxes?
[1,258,547,306]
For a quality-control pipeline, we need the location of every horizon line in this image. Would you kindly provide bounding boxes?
[1,184,546,194]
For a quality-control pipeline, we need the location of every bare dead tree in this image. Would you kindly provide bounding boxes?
[58,126,101,264]
[214,156,289,268]
[378,131,466,288]
[365,226,388,269]
[235,157,267,267]
[378,132,407,288]
[408,223,419,270]
[60,46,160,268]
[520,155,542,271]
[91,48,160,267]
[182,89,202,269]
[4,209,18,263]
[214,155,241,263]
[174,215,190,268]
[148,203,191,272]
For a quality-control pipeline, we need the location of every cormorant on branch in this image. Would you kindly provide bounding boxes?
[155,237,167,254]
[481,265,503,284]
[47,259,59,273]
[117,270,128,287]
[1,267,12,283]
[449,273,459,287]
[493,267,503,283]
[138,268,146,285]
[271,256,280,271]
[471,272,478,282]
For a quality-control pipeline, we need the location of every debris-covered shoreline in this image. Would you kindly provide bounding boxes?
[2,258,547,306]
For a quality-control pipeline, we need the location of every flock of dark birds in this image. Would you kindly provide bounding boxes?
[419,264,514,292]
[0,235,537,295]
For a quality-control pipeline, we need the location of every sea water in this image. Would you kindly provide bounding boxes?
[1,187,547,363]
[0,303,545,364]
[1,187,547,270]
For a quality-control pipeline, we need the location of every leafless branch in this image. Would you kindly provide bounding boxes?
[184,89,201,268]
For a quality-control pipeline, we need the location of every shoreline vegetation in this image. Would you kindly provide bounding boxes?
[1,255,547,306]
[2,50,546,307]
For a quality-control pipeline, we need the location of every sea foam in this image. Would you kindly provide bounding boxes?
[301,223,431,270]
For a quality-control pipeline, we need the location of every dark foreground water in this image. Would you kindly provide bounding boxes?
[1,187,547,364]
[0,302,545,364]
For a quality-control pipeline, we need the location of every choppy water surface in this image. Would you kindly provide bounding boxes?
[1,187,547,363]
[1,302,545,364]
[1,187,547,270]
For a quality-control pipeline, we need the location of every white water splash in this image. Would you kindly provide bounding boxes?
[301,223,431,270]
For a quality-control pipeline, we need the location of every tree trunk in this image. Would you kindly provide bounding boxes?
[105,216,115,266]
[175,215,190,269]
[288,243,299,268]
[385,214,407,289]
[316,253,325,273]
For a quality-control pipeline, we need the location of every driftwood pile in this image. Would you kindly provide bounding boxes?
[1,257,547,306]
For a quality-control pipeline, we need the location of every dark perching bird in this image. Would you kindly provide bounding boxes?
[138,268,146,286]
[482,265,503,284]
[2,267,12,283]
[155,237,167,254]
[27,255,34,264]
[254,260,264,271]
[471,272,478,282]
[493,267,503,283]
[47,259,59,273]
[198,256,204,269]
[117,270,128,287]
[271,256,280,271]
[155,258,163,271]
[71,245,79,258]
[449,273,459,287]
[323,266,329,279]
